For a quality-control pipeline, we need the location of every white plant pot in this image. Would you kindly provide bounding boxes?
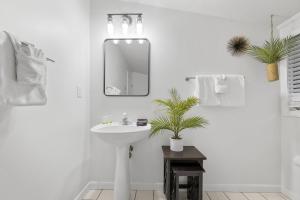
[170,138,183,152]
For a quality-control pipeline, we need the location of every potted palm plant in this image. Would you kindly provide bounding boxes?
[150,88,208,152]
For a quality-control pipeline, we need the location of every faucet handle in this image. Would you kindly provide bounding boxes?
[122,113,129,125]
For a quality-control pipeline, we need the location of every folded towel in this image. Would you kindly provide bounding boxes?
[105,85,121,95]
[214,75,228,94]
[0,31,47,106]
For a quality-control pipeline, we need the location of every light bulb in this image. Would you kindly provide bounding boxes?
[138,39,144,44]
[107,15,114,35]
[113,40,119,44]
[107,22,114,35]
[122,19,129,35]
[136,15,143,35]
[126,39,132,44]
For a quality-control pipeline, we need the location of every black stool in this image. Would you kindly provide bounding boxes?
[171,164,205,200]
[162,146,207,200]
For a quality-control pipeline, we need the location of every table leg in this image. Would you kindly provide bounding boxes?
[166,160,171,200]
[198,160,203,200]
[163,159,166,194]
[175,174,179,200]
[187,176,192,199]
[198,174,203,200]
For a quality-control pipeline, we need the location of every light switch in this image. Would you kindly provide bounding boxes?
[76,86,82,98]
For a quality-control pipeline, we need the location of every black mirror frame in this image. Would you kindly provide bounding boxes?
[103,38,150,97]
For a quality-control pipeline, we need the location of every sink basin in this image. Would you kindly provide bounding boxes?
[91,122,151,200]
[91,122,151,145]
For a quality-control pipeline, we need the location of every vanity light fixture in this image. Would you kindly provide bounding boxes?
[106,13,143,36]
[107,15,114,35]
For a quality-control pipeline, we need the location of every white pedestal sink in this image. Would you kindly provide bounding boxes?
[91,122,151,200]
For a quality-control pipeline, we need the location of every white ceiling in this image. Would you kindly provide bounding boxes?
[122,0,300,24]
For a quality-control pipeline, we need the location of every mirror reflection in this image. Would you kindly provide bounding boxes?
[104,39,150,96]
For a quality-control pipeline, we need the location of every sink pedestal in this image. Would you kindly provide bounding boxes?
[114,145,130,200]
[90,123,151,200]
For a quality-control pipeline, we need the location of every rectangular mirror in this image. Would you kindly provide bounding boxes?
[104,38,150,96]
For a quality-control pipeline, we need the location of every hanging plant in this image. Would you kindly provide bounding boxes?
[247,15,296,81]
[227,36,250,56]
[227,15,296,82]
[247,37,295,81]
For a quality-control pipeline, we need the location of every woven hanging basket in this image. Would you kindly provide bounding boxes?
[266,63,279,81]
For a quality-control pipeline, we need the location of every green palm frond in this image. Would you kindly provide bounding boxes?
[150,88,208,139]
[150,116,172,136]
[247,36,296,64]
[170,88,181,103]
[179,117,208,132]
[153,99,175,110]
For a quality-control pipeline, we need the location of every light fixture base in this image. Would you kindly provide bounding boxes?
[122,15,132,25]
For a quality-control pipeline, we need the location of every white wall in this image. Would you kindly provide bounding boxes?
[0,0,90,200]
[90,0,281,191]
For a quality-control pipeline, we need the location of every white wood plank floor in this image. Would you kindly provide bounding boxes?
[81,190,290,200]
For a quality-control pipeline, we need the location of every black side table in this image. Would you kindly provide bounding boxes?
[162,146,207,200]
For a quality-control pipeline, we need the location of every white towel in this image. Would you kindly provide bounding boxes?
[218,75,245,107]
[214,75,228,94]
[5,32,47,85]
[105,85,121,95]
[0,31,47,106]
[194,75,220,106]
[194,74,245,107]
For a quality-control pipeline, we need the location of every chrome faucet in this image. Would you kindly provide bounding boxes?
[122,112,129,125]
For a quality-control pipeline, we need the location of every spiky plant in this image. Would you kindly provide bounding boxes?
[150,88,208,140]
[227,36,250,56]
[247,36,296,64]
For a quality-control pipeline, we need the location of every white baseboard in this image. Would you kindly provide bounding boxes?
[86,181,163,191]
[73,182,91,200]
[74,181,281,199]
[282,187,300,200]
[73,181,163,200]
[204,184,281,192]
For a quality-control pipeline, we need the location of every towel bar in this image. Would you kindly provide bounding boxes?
[185,77,196,81]
[46,58,55,62]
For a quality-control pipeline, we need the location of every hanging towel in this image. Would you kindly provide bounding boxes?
[194,74,245,107]
[218,75,245,107]
[194,75,220,106]
[5,31,47,85]
[0,31,47,106]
